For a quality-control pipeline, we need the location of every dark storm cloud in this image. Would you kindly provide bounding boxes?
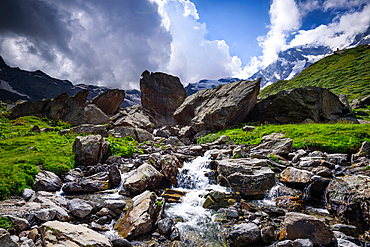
[0,0,172,89]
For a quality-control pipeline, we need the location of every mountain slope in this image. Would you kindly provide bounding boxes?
[184,77,241,95]
[259,44,370,101]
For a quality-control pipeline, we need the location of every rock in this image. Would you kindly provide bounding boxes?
[248,86,349,123]
[276,240,293,247]
[158,218,173,235]
[326,175,370,233]
[135,128,154,143]
[67,198,93,218]
[212,135,231,145]
[109,165,122,187]
[280,167,313,184]
[252,133,293,155]
[227,222,261,247]
[28,228,39,242]
[61,168,83,183]
[160,155,182,186]
[292,238,314,247]
[41,220,112,246]
[284,212,334,245]
[225,208,239,218]
[123,163,163,195]
[350,95,370,109]
[353,141,370,160]
[29,125,40,133]
[174,78,260,131]
[111,105,155,132]
[216,158,275,198]
[178,126,194,139]
[311,166,332,177]
[108,126,153,143]
[111,238,132,247]
[242,125,256,132]
[194,130,211,141]
[140,71,187,126]
[67,124,108,137]
[337,238,361,247]
[103,200,126,211]
[154,128,170,138]
[338,95,352,113]
[166,136,185,146]
[72,135,110,165]
[114,190,158,240]
[22,188,35,201]
[261,226,275,243]
[90,222,109,231]
[232,146,246,158]
[32,171,62,192]
[35,208,57,221]
[89,89,125,115]
[161,189,187,203]
[64,103,112,126]
[332,224,358,237]
[310,175,330,198]
[170,226,180,241]
[1,215,29,231]
[276,196,305,212]
[0,228,19,247]
[62,171,110,193]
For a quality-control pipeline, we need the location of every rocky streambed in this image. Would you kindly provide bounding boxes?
[1,129,370,247]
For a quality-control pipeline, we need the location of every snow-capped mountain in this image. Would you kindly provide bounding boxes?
[184,77,241,95]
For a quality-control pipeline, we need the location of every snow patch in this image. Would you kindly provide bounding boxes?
[0,80,30,99]
[303,54,327,63]
[286,60,306,80]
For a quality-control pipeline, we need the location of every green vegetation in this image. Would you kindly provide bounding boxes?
[259,45,370,102]
[107,136,137,158]
[0,216,14,230]
[198,122,370,154]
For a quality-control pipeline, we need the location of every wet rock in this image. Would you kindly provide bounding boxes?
[158,218,173,235]
[111,237,132,247]
[103,200,126,211]
[170,226,180,241]
[326,175,370,233]
[310,175,331,198]
[124,163,163,195]
[41,220,112,246]
[72,135,110,165]
[89,89,125,115]
[32,171,62,192]
[337,238,361,247]
[67,198,93,218]
[0,229,19,247]
[63,171,110,193]
[114,191,158,240]
[261,226,275,243]
[216,158,275,198]
[276,240,293,247]
[252,133,293,155]
[90,222,109,231]
[22,188,35,201]
[280,167,313,184]
[292,238,313,247]
[284,212,334,245]
[161,189,187,203]
[108,165,122,187]
[227,222,261,247]
[225,208,239,218]
[20,239,35,247]
[174,78,260,131]
[160,155,182,186]
[276,196,305,212]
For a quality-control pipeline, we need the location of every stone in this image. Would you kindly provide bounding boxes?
[158,218,173,235]
[280,167,313,184]
[337,238,361,247]
[174,78,261,131]
[351,95,370,109]
[28,228,39,242]
[170,226,180,241]
[72,135,110,165]
[22,188,35,201]
[284,212,334,245]
[35,208,57,221]
[332,224,358,237]
[160,155,182,186]
[64,103,112,126]
[232,146,246,158]
[68,124,108,137]
[227,222,261,247]
[135,128,154,143]
[109,165,122,187]
[216,158,275,198]
[178,126,194,139]
[354,141,370,159]
[103,200,126,211]
[123,163,163,195]
[248,86,349,123]
[166,136,185,146]
[276,240,293,247]
[242,125,256,132]
[89,89,125,115]
[311,166,332,177]
[161,189,187,203]
[261,226,275,243]
[111,237,132,247]
[141,71,187,126]
[61,168,83,183]
[252,133,293,155]
[338,95,352,113]
[90,222,109,231]
[32,171,62,192]
[111,105,155,132]
[41,220,112,247]
[0,228,19,247]
[1,215,29,231]
[62,171,110,193]
[67,198,93,218]
[20,239,35,247]
[276,196,305,212]
[109,126,137,139]
[212,135,231,145]
[326,175,370,233]
[29,125,40,133]
[292,238,314,247]
[114,191,158,240]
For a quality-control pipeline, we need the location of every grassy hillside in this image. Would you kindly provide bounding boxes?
[259,44,370,101]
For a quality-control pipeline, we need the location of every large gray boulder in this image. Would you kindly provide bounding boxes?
[67,198,93,218]
[41,221,112,247]
[216,158,275,198]
[32,171,62,192]
[67,124,108,137]
[72,135,110,165]
[174,78,260,131]
[124,163,163,194]
[89,89,125,115]
[248,86,349,123]
[140,71,187,126]
[62,171,110,193]
[252,133,293,155]
[111,105,156,132]
[227,223,261,246]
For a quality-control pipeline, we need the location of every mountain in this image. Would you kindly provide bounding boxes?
[259,44,370,102]
[184,77,241,95]
[0,56,140,107]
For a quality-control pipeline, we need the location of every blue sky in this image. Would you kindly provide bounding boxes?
[0,0,369,89]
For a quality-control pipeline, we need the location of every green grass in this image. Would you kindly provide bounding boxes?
[106,136,137,158]
[259,45,370,102]
[0,216,14,230]
[198,122,370,154]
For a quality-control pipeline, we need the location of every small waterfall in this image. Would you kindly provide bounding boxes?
[164,150,230,246]
[260,179,284,206]
[303,183,312,202]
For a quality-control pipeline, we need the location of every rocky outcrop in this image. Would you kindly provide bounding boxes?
[73,135,110,165]
[123,163,163,194]
[248,86,349,123]
[173,78,260,131]
[216,158,275,198]
[326,175,370,233]
[111,105,156,132]
[89,89,125,115]
[41,221,112,246]
[63,104,111,126]
[32,171,62,192]
[114,191,159,240]
[140,71,187,126]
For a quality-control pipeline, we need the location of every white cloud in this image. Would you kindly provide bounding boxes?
[323,0,369,11]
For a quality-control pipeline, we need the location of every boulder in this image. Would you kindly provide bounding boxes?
[64,104,112,126]
[22,188,35,201]
[108,126,153,143]
[159,155,182,186]
[135,128,154,143]
[248,86,349,123]
[61,168,83,183]
[326,175,370,233]
[284,212,334,245]
[114,191,158,240]
[41,221,112,247]
[63,171,110,193]
[0,215,29,231]
[227,222,261,247]
[216,158,275,198]
[158,218,173,235]
[351,95,370,109]
[123,163,163,194]
[103,200,126,211]
[72,135,110,165]
[166,136,184,146]
[174,78,260,131]
[280,167,313,184]
[0,228,18,247]
[32,171,62,192]
[252,133,293,155]
[89,89,125,115]
[108,165,122,187]
[35,208,57,221]
[67,124,108,137]
[140,71,187,126]
[67,198,93,218]
[338,95,352,113]
[112,105,156,132]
